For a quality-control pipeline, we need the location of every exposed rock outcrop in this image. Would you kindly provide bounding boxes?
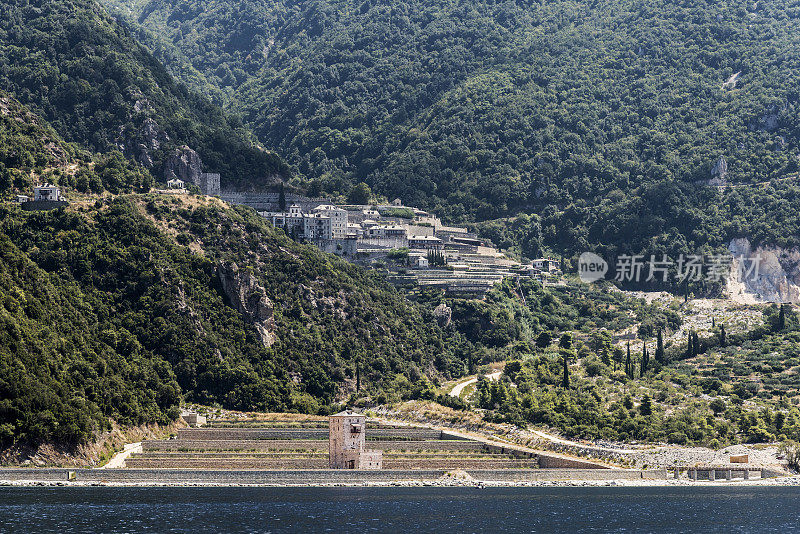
[134,118,169,167]
[217,261,277,347]
[710,156,728,184]
[164,145,203,186]
[722,71,741,89]
[433,303,452,327]
[726,238,800,303]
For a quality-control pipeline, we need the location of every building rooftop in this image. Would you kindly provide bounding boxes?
[313,204,346,212]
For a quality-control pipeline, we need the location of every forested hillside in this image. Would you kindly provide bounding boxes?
[0,94,472,451]
[106,0,800,258]
[0,194,476,448]
[0,0,289,189]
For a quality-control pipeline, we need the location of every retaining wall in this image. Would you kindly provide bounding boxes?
[0,468,667,484]
[467,469,668,482]
[125,458,539,470]
[536,453,611,469]
[143,439,484,452]
[135,451,496,459]
[176,428,447,441]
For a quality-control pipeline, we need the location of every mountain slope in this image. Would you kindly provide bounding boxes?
[0,0,289,188]
[112,0,800,210]
[0,192,473,449]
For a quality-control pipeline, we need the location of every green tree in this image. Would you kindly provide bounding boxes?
[625,341,632,379]
[640,342,649,376]
[536,331,552,348]
[640,394,652,416]
[348,182,372,205]
[656,329,664,363]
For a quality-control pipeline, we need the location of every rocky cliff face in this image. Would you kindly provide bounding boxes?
[133,118,169,167]
[164,145,203,186]
[726,238,800,303]
[217,261,277,347]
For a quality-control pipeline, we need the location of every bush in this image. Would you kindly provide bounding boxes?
[668,432,688,445]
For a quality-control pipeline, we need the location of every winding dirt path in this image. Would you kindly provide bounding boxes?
[449,371,502,398]
[100,442,142,469]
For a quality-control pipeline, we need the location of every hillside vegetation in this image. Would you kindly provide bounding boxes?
[475,302,800,446]
[0,194,476,448]
[106,0,800,262]
[0,0,288,188]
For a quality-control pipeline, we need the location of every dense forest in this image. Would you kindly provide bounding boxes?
[0,0,289,189]
[0,194,480,447]
[104,0,800,261]
[0,93,473,449]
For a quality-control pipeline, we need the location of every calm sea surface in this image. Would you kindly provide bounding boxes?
[0,485,799,533]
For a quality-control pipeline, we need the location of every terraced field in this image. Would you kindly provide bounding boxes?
[129,419,539,470]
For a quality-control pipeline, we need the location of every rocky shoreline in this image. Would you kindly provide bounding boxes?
[2,476,799,488]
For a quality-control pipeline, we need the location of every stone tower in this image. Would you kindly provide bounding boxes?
[199,172,221,196]
[328,410,382,469]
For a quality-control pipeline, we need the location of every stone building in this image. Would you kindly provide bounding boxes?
[199,172,221,196]
[328,410,382,469]
[19,184,68,211]
[311,204,348,238]
[34,184,63,202]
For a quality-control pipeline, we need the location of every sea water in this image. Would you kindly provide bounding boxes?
[1,485,799,533]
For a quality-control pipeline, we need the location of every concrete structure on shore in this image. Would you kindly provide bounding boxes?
[182,412,207,427]
[328,411,382,469]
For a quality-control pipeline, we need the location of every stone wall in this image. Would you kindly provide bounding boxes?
[466,469,668,482]
[536,454,611,469]
[125,458,539,470]
[143,439,485,452]
[176,428,446,441]
[0,468,668,484]
[221,192,329,212]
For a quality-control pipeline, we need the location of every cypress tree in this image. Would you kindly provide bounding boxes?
[720,324,726,347]
[656,329,664,363]
[641,343,648,376]
[686,332,693,359]
[626,341,632,378]
[778,304,786,331]
[562,352,570,389]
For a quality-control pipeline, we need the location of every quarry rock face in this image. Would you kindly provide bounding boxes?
[726,238,800,303]
[217,261,277,347]
[164,145,203,186]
